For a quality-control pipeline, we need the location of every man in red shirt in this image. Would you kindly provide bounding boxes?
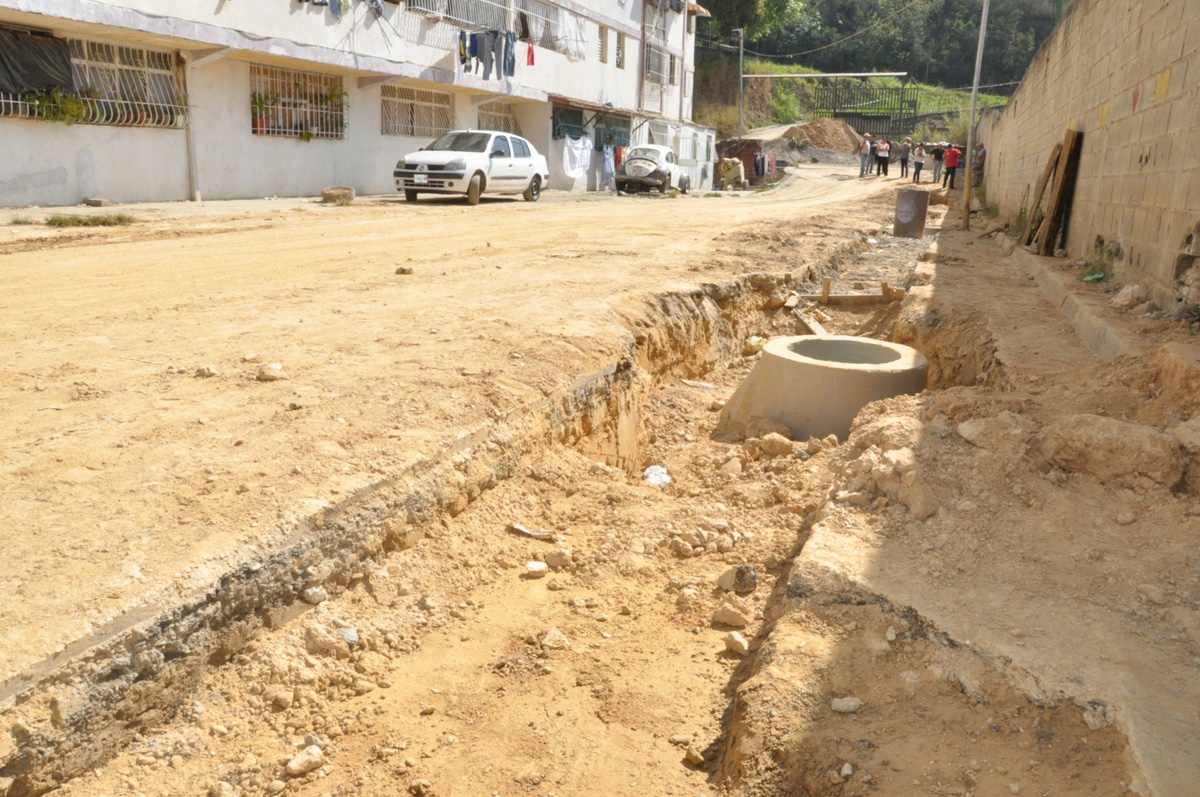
[942,144,963,190]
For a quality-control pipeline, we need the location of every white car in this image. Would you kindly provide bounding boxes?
[614,144,690,194]
[394,130,550,205]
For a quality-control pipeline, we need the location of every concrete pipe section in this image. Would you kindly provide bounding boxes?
[717,335,929,441]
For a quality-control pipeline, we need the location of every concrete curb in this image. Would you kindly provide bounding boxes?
[1008,246,1141,361]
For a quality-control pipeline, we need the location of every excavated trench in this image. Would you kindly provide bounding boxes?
[1,232,1135,797]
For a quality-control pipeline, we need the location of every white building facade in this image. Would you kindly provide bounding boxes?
[0,0,715,205]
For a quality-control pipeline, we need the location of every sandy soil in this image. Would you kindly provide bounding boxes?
[7,168,1197,797]
[0,170,899,687]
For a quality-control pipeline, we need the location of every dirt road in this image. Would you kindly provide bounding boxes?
[0,170,889,686]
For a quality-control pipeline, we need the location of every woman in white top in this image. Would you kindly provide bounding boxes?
[912,143,927,183]
[876,138,891,177]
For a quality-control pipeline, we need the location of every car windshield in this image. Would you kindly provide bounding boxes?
[426,132,492,153]
[627,147,661,161]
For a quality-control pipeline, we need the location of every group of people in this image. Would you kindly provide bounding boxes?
[857,133,985,190]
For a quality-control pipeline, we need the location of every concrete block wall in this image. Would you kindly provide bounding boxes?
[978,0,1200,308]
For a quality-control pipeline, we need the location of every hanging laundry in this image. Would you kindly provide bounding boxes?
[329,0,341,18]
[601,145,616,187]
[613,145,623,171]
[562,134,593,179]
[364,0,384,12]
[480,30,498,80]
[527,43,535,66]
[503,31,517,77]
[458,31,470,68]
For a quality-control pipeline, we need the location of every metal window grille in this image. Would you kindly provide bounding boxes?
[516,0,586,58]
[478,100,521,135]
[406,0,508,30]
[250,64,346,140]
[668,54,677,85]
[381,85,454,138]
[597,25,608,63]
[0,37,187,128]
[644,45,669,84]
[616,33,626,69]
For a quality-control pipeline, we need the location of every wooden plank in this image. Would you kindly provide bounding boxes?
[1037,129,1082,256]
[1023,142,1061,245]
[820,277,831,305]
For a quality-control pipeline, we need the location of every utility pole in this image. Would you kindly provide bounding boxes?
[734,27,744,139]
[961,0,991,231]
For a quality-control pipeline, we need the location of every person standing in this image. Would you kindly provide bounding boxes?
[943,143,962,189]
[930,142,945,185]
[868,135,879,175]
[858,133,873,178]
[912,142,926,183]
[897,137,911,179]
[877,137,891,177]
[972,142,986,187]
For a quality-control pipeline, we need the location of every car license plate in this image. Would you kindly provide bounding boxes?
[414,174,429,184]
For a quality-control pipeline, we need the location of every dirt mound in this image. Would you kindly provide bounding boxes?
[783,117,862,152]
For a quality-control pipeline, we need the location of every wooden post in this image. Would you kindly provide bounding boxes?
[1023,143,1061,244]
[821,277,831,305]
[881,282,891,300]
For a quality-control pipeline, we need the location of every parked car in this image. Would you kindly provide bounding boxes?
[614,144,690,194]
[394,130,550,205]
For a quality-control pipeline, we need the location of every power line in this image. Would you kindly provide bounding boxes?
[741,0,928,60]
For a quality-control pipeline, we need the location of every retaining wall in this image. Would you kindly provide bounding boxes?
[978,0,1200,308]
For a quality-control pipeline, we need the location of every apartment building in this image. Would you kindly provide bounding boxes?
[0,0,715,205]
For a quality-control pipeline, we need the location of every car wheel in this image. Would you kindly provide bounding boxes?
[658,179,668,195]
[466,174,482,206]
[615,181,625,194]
[523,176,541,202]
[680,175,690,194]
[405,190,418,202]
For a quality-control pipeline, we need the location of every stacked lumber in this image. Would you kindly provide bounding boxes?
[1023,129,1084,255]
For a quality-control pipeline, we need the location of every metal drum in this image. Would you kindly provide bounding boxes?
[894,187,930,239]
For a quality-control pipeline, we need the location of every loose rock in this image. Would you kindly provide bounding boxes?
[759,432,793,457]
[717,565,759,594]
[685,745,705,766]
[712,603,749,629]
[301,586,329,605]
[257,363,289,382]
[285,745,326,776]
[526,561,549,578]
[724,631,750,656]
[541,627,571,650]
[831,697,864,714]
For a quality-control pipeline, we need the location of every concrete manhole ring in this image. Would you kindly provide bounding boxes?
[718,335,929,441]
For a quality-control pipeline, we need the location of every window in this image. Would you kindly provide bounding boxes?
[644,45,668,84]
[515,0,587,60]
[492,135,512,157]
[551,105,585,139]
[406,0,507,29]
[0,33,188,128]
[594,113,631,148]
[478,100,521,134]
[381,85,453,138]
[250,64,345,139]
[597,25,608,63]
[616,32,626,69]
[669,54,677,86]
[513,137,531,157]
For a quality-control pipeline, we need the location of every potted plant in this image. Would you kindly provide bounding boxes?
[251,91,269,134]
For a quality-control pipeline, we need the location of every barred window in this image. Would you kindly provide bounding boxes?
[644,45,668,84]
[0,35,187,128]
[516,0,587,60]
[478,101,521,135]
[250,64,346,140]
[616,32,626,69]
[597,24,608,64]
[382,86,454,138]
[406,0,507,30]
